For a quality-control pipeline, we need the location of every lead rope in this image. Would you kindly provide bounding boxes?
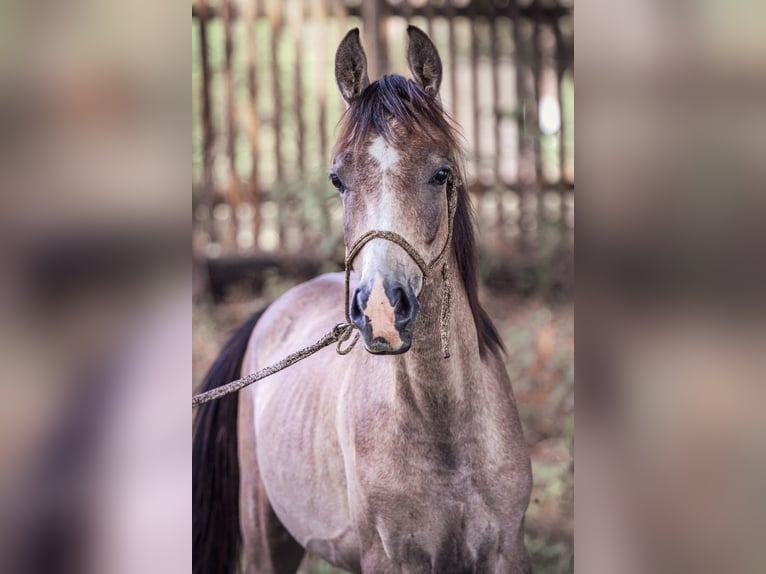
[192,177,458,408]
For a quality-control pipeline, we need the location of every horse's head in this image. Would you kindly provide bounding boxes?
[332,27,456,355]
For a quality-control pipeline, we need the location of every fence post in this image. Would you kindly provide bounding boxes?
[223,0,241,206]
[246,0,261,248]
[197,0,216,216]
[361,0,388,78]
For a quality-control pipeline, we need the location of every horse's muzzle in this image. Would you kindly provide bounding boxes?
[349,279,419,354]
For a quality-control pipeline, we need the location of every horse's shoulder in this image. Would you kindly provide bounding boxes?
[273,272,346,310]
[252,272,339,315]
[250,272,346,352]
[299,271,347,294]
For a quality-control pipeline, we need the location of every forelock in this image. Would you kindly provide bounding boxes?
[334,74,463,165]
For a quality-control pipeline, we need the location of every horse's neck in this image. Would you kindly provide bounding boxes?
[394,256,486,412]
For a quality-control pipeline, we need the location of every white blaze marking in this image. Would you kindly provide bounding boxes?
[368,136,400,172]
[362,136,399,280]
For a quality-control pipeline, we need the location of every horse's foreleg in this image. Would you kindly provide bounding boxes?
[495,527,532,574]
[239,394,305,574]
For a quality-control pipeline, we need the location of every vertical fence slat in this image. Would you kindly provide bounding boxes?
[314,0,332,241]
[532,15,544,189]
[223,0,241,207]
[490,13,504,237]
[332,0,348,157]
[447,8,457,123]
[316,0,329,167]
[513,13,532,245]
[334,0,348,46]
[470,18,480,184]
[198,0,215,216]
[247,0,261,248]
[286,0,307,247]
[362,0,387,78]
[513,14,528,185]
[425,2,434,39]
[292,0,307,247]
[531,16,544,246]
[554,14,571,238]
[554,15,569,185]
[269,0,285,248]
[293,1,306,177]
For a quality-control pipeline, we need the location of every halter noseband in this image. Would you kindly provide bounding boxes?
[337,175,458,359]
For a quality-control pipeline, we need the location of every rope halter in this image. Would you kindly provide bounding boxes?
[339,174,458,359]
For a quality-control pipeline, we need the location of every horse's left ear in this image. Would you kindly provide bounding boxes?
[406,26,442,97]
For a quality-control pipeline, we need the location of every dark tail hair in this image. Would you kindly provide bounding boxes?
[193,311,265,574]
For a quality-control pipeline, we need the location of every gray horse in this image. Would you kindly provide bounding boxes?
[193,26,532,574]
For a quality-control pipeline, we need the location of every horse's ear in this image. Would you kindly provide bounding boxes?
[406,25,442,97]
[335,28,370,105]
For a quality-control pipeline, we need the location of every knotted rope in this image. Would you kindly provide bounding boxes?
[192,176,458,408]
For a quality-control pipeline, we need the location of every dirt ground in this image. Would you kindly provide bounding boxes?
[193,280,573,573]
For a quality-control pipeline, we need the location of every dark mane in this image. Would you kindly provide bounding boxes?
[335,74,504,357]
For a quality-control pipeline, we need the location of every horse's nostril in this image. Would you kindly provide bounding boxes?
[349,288,366,326]
[390,287,402,307]
[392,285,418,327]
[394,287,410,317]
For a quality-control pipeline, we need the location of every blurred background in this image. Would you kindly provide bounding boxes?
[192,0,574,572]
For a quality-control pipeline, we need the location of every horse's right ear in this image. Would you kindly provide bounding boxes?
[335,28,369,105]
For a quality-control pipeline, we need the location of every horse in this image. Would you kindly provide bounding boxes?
[193,26,532,574]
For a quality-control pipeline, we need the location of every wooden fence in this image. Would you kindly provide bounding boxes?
[192,0,574,260]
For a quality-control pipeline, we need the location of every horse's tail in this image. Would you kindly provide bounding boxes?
[193,310,265,574]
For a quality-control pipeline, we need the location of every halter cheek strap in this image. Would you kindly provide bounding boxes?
[338,176,458,359]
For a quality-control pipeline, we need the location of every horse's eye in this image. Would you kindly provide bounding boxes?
[329,173,344,191]
[430,167,451,186]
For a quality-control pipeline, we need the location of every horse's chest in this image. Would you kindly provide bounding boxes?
[358,472,503,569]
[348,388,528,568]
[352,433,512,568]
